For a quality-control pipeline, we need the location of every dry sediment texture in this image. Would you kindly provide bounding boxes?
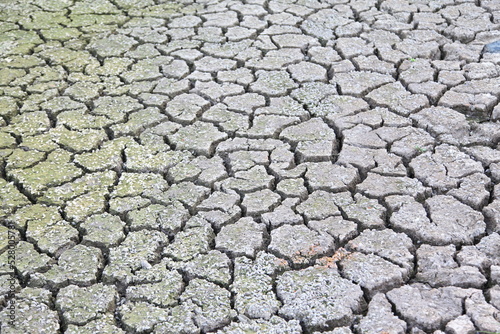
[0,0,500,333]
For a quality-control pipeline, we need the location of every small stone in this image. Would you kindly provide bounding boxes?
[484,40,500,53]
[445,315,476,334]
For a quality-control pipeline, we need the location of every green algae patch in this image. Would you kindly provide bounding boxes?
[0,132,16,149]
[39,171,116,205]
[56,283,118,325]
[49,126,107,153]
[57,108,115,129]
[70,0,122,15]
[7,149,83,197]
[39,48,95,72]
[40,28,82,42]
[31,244,103,287]
[5,149,45,171]
[0,55,45,69]
[20,133,59,152]
[9,204,79,255]
[0,96,19,119]
[85,57,133,76]
[111,108,166,137]
[128,3,183,18]
[0,241,51,277]
[0,179,30,219]
[87,34,138,58]
[64,190,108,222]
[74,137,133,172]
[81,213,125,248]
[3,110,51,137]
[41,96,86,115]
[9,204,62,230]
[0,68,25,85]
[0,30,43,45]
[124,144,193,173]
[112,172,168,198]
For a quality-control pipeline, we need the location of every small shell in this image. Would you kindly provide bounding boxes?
[140,260,152,270]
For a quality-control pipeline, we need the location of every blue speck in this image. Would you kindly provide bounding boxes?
[484,40,500,53]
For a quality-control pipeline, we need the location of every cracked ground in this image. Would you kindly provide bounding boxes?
[0,0,500,333]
